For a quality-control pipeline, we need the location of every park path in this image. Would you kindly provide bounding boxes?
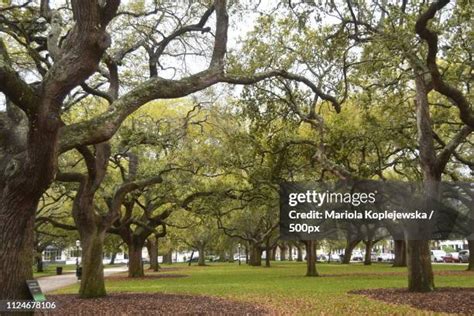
[38,266,128,293]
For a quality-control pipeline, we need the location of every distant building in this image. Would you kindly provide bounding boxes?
[42,245,195,265]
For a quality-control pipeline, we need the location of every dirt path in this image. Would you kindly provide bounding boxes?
[38,266,128,293]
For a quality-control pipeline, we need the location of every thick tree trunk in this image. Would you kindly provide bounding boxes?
[393,240,407,267]
[342,239,360,264]
[468,240,474,271]
[249,244,262,266]
[364,240,373,266]
[71,143,112,298]
[296,245,303,262]
[0,95,62,301]
[109,252,117,265]
[245,245,249,264]
[0,3,118,301]
[163,249,173,264]
[198,247,206,266]
[36,254,44,273]
[279,244,287,261]
[305,240,319,277]
[128,242,144,277]
[74,201,107,298]
[79,231,106,298]
[146,238,159,271]
[228,251,234,263]
[188,251,195,266]
[218,250,226,262]
[265,239,271,267]
[270,245,277,261]
[407,240,434,292]
[408,74,437,292]
[288,245,293,261]
[0,203,36,300]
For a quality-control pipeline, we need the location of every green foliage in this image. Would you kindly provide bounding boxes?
[30,0,473,288]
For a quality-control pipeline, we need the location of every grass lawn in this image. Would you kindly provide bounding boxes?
[53,262,473,314]
[34,263,125,278]
[34,263,77,278]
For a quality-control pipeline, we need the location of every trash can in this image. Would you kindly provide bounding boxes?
[56,267,63,275]
[76,267,82,280]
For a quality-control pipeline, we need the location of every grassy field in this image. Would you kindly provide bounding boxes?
[54,262,473,314]
[34,263,77,278]
[34,263,126,278]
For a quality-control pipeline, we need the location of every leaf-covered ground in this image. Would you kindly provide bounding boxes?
[352,287,474,315]
[40,293,268,315]
[53,262,474,315]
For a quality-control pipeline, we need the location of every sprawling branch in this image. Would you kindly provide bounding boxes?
[41,0,120,111]
[415,0,474,128]
[55,172,85,183]
[105,167,179,225]
[0,39,36,113]
[80,83,114,104]
[59,69,221,152]
[210,0,227,68]
[217,217,278,245]
[414,73,439,178]
[59,68,340,152]
[312,145,353,180]
[56,0,339,153]
[100,0,121,26]
[36,216,77,231]
[151,5,215,75]
[433,126,473,171]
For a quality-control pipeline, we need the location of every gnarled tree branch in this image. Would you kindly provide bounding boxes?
[415,0,474,128]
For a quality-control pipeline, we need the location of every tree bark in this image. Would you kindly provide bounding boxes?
[146,238,159,271]
[36,253,44,273]
[305,240,319,277]
[79,231,106,298]
[68,144,111,298]
[363,240,373,266]
[163,249,173,264]
[218,250,226,262]
[468,240,474,271]
[0,91,62,302]
[188,251,195,266]
[265,239,271,267]
[0,202,36,300]
[393,240,407,267]
[128,242,144,277]
[342,239,360,264]
[109,252,117,265]
[249,244,262,266]
[270,245,277,261]
[279,244,287,261]
[198,246,206,266]
[245,245,249,264]
[296,244,303,262]
[228,251,234,263]
[0,0,118,300]
[406,73,437,292]
[407,240,434,292]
